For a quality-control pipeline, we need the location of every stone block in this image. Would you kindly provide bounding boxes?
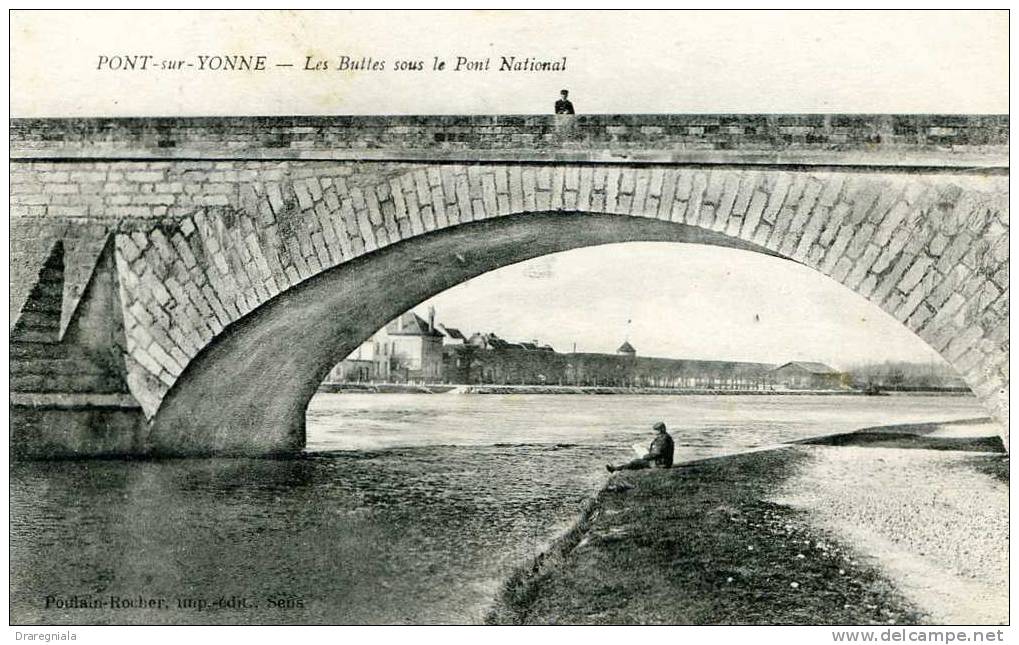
[630,171,649,215]
[309,231,331,269]
[430,186,449,228]
[619,168,636,197]
[847,181,880,225]
[897,256,933,294]
[674,170,694,202]
[792,205,829,263]
[455,172,473,222]
[577,167,594,213]
[439,167,460,220]
[739,190,768,239]
[831,255,853,282]
[935,231,973,275]
[655,170,677,220]
[783,177,823,249]
[564,166,580,194]
[294,180,315,211]
[817,173,845,208]
[713,173,742,231]
[126,171,165,183]
[521,167,537,213]
[846,222,876,259]
[482,172,499,219]
[944,325,986,363]
[131,345,164,378]
[413,169,432,207]
[536,166,552,192]
[760,172,792,225]
[48,205,89,217]
[751,221,772,248]
[148,338,184,377]
[894,280,927,322]
[43,183,78,194]
[603,167,622,213]
[845,244,881,291]
[872,200,910,247]
[684,172,708,225]
[312,202,343,263]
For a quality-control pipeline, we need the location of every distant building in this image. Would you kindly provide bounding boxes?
[325,357,373,383]
[326,313,829,392]
[771,361,846,390]
[325,309,444,384]
[561,353,772,389]
[436,324,466,345]
[466,332,512,350]
[371,309,444,382]
[440,336,773,388]
[442,333,554,384]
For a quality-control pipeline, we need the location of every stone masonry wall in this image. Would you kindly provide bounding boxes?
[9,159,1009,443]
[10,115,1008,164]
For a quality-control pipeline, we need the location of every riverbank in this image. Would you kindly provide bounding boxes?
[458,385,871,396]
[319,382,974,397]
[318,382,457,394]
[487,420,1007,625]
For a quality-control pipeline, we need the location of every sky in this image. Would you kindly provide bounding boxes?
[9,10,1007,116]
[417,242,946,370]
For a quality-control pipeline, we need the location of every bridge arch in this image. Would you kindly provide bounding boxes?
[101,163,1008,454]
[148,211,784,453]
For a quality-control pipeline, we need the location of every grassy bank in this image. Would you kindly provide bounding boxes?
[800,432,1004,453]
[797,418,1005,453]
[486,447,926,625]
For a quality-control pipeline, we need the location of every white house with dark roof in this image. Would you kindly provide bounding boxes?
[371,309,444,382]
[326,308,444,383]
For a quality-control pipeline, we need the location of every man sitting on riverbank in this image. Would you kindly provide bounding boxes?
[607,422,674,472]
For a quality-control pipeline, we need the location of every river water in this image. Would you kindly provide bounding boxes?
[10,393,987,625]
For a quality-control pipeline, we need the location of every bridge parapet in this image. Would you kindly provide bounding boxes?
[10,114,1008,167]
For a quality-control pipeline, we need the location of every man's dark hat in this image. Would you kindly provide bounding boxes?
[653,421,666,430]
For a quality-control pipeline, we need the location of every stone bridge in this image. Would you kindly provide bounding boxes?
[9,115,1009,457]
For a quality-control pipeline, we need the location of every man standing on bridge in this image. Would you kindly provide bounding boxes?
[554,89,575,114]
[607,422,674,472]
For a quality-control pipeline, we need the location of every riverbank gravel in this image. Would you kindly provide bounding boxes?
[775,445,1008,624]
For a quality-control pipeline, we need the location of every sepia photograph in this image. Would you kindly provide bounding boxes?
[6,8,1010,636]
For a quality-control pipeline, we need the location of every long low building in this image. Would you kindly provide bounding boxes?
[442,340,775,389]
